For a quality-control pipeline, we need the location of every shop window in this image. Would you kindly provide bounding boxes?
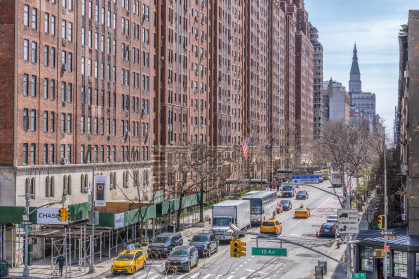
[359,245,373,272]
[393,251,407,278]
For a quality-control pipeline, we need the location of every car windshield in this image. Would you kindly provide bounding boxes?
[280,200,289,205]
[298,191,307,195]
[296,208,306,210]
[322,225,332,230]
[283,186,294,191]
[153,237,170,244]
[328,215,337,220]
[170,249,189,257]
[262,222,275,226]
[191,235,209,242]
[214,217,230,227]
[250,199,262,214]
[116,254,134,261]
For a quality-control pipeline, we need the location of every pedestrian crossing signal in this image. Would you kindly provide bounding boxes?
[230,239,246,258]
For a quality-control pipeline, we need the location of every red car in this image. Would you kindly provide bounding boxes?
[276,203,284,214]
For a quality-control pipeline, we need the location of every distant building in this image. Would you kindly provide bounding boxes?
[310,24,324,140]
[323,79,350,125]
[348,44,377,128]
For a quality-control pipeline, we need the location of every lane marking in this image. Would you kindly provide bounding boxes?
[245,269,256,272]
[202,274,212,279]
[136,272,153,279]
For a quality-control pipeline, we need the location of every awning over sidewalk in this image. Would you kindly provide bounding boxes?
[98,203,157,228]
[156,193,201,215]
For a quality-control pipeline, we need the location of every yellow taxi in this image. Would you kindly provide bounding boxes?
[294,205,310,218]
[260,219,282,235]
[111,248,146,275]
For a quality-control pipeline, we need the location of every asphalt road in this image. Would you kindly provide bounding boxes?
[103,180,343,279]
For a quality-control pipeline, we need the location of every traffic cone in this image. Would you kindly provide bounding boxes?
[316,231,319,238]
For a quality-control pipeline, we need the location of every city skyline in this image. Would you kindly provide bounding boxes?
[306,0,419,137]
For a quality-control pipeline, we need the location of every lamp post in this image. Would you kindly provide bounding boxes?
[316,140,351,279]
[383,139,388,279]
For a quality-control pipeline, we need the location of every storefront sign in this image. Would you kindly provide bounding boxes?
[37,207,69,225]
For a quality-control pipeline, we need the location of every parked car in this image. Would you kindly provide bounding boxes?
[165,246,199,273]
[276,202,284,214]
[296,191,309,200]
[148,232,183,258]
[189,231,218,257]
[294,205,310,218]
[280,200,293,211]
[327,215,338,223]
[111,248,146,275]
[260,219,282,235]
[318,222,337,237]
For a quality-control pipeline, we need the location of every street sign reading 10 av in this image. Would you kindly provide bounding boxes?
[352,273,366,279]
[252,247,287,256]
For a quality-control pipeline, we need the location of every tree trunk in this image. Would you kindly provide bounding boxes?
[176,193,185,232]
[199,182,204,222]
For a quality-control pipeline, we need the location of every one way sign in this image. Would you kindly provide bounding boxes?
[337,209,359,234]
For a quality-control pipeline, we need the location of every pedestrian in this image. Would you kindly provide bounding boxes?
[269,184,273,191]
[55,253,66,277]
[272,184,276,191]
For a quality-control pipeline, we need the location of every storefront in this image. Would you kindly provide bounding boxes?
[354,229,419,278]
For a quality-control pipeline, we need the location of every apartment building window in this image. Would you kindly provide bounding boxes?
[51,79,56,100]
[112,119,116,135]
[68,22,73,41]
[81,145,85,163]
[31,42,37,63]
[101,7,104,24]
[23,109,29,131]
[44,46,49,66]
[32,8,37,29]
[50,144,55,164]
[30,144,36,164]
[81,115,85,134]
[88,116,92,134]
[94,32,98,50]
[51,15,56,36]
[61,113,65,133]
[94,117,98,134]
[88,1,92,19]
[51,47,56,68]
[24,5,29,26]
[106,118,110,135]
[44,111,48,132]
[67,114,72,133]
[44,13,50,34]
[82,0,85,16]
[50,112,55,132]
[95,3,99,22]
[23,74,29,96]
[67,52,72,72]
[44,144,48,164]
[31,75,36,97]
[61,20,66,39]
[23,143,28,165]
[88,58,92,76]
[60,144,65,160]
[67,83,72,102]
[81,56,85,75]
[24,40,29,61]
[81,27,85,46]
[94,145,98,162]
[68,0,73,11]
[94,60,98,78]
[30,110,36,131]
[61,82,66,102]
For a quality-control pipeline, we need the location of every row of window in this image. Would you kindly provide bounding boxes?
[23,109,72,134]
[23,143,150,165]
[23,40,73,71]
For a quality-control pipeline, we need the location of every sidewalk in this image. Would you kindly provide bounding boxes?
[314,189,378,278]
[7,208,213,279]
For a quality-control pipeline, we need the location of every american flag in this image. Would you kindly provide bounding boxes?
[242,139,250,159]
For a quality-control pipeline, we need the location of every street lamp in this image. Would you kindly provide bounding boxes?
[316,140,351,279]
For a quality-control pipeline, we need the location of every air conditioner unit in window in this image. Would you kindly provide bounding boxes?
[62,39,67,46]
[60,158,69,165]
[62,101,66,107]
[62,8,66,15]
[84,187,88,193]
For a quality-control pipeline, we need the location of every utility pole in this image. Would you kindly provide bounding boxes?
[341,144,352,279]
[383,140,388,279]
[23,193,30,278]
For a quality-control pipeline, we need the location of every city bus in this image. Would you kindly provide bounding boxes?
[243,191,277,225]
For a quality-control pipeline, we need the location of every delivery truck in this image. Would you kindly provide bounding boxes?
[211,200,251,240]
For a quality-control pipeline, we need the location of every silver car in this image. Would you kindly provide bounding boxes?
[165,246,199,273]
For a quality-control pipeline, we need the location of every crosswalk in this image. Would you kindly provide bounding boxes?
[128,271,275,279]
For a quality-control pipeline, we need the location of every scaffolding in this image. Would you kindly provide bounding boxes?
[0,221,157,277]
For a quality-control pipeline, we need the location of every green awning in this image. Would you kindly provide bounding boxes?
[98,204,157,228]
[157,193,201,215]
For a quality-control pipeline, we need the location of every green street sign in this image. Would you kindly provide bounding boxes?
[252,247,287,256]
[352,273,366,279]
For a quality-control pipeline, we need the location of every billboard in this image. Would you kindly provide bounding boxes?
[37,207,69,225]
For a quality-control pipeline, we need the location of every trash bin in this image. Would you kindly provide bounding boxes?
[28,253,33,266]
[314,266,323,279]
[28,244,33,253]
[318,259,327,275]
[0,260,9,277]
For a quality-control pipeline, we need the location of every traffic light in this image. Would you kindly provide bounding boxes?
[230,239,246,258]
[58,208,64,222]
[372,249,384,258]
[63,208,69,221]
[378,215,384,229]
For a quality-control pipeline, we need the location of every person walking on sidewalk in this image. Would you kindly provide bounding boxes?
[55,253,66,277]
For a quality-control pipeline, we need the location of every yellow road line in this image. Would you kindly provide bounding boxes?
[191,187,325,272]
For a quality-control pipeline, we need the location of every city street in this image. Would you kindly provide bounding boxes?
[100,181,343,279]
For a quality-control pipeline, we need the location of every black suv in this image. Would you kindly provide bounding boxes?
[148,232,183,258]
[189,231,218,257]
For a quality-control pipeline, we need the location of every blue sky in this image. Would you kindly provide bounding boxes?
[305,0,418,134]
